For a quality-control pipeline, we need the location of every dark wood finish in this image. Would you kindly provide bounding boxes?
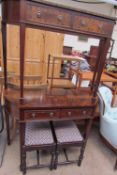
[4,87,97,144]
[94,38,110,95]
[2,0,115,37]
[20,24,26,99]
[91,38,105,90]
[85,45,99,70]
[2,22,7,89]
[24,110,60,121]
[2,1,116,172]
[63,46,72,55]
[1,0,116,153]
[2,0,115,96]
[26,2,72,29]
[73,14,113,36]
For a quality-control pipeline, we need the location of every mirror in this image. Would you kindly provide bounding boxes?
[6,25,101,89]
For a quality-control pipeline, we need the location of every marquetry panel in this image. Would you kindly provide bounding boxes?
[73,14,113,36]
[26,2,72,28]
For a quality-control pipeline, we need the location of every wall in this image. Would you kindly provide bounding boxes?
[111,23,117,58]
[44,0,114,16]
[64,34,99,52]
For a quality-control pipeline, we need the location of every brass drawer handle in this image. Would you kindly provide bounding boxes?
[68,111,71,116]
[57,15,63,21]
[80,20,86,26]
[37,11,41,18]
[82,110,86,115]
[50,112,54,117]
[98,24,103,30]
[32,113,36,119]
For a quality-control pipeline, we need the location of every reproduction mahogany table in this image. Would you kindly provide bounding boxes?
[1,0,116,145]
[5,87,97,144]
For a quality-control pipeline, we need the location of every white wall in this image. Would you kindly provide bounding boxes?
[44,0,114,16]
[64,34,99,52]
[111,23,117,58]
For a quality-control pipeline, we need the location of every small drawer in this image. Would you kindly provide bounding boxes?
[24,110,59,121]
[60,108,93,119]
[26,2,72,28]
[73,14,113,36]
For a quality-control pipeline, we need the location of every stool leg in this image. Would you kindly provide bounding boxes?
[63,148,69,162]
[37,150,40,166]
[5,111,11,145]
[20,151,26,174]
[50,151,55,170]
[115,158,117,170]
[54,150,59,169]
[77,141,86,166]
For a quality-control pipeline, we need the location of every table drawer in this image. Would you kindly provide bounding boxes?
[60,108,93,119]
[73,14,113,36]
[26,2,72,28]
[24,110,59,121]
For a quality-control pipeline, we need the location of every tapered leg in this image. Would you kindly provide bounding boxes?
[85,119,93,140]
[2,22,7,89]
[5,109,11,145]
[77,141,86,166]
[50,151,55,170]
[37,150,40,166]
[20,150,26,174]
[115,158,117,170]
[54,150,59,169]
[20,23,26,99]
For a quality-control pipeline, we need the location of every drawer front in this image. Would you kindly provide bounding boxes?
[26,3,71,28]
[24,110,59,121]
[60,108,93,119]
[73,15,113,36]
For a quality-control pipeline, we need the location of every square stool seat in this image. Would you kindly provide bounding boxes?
[53,120,85,168]
[25,122,54,146]
[53,121,83,143]
[20,121,55,174]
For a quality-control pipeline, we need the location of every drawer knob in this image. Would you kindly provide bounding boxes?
[68,111,71,116]
[98,24,103,30]
[80,20,86,26]
[32,113,36,119]
[37,11,41,18]
[57,15,63,21]
[50,112,54,117]
[83,110,86,115]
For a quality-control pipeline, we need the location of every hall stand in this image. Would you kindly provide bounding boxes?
[1,0,116,173]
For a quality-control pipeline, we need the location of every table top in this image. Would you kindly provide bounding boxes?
[4,87,97,109]
[79,71,117,82]
[51,55,85,62]
[104,70,117,79]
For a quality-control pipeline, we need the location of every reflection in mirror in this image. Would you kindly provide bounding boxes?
[6,25,101,89]
[47,33,100,89]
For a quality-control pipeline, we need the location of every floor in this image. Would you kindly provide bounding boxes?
[0,124,116,175]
